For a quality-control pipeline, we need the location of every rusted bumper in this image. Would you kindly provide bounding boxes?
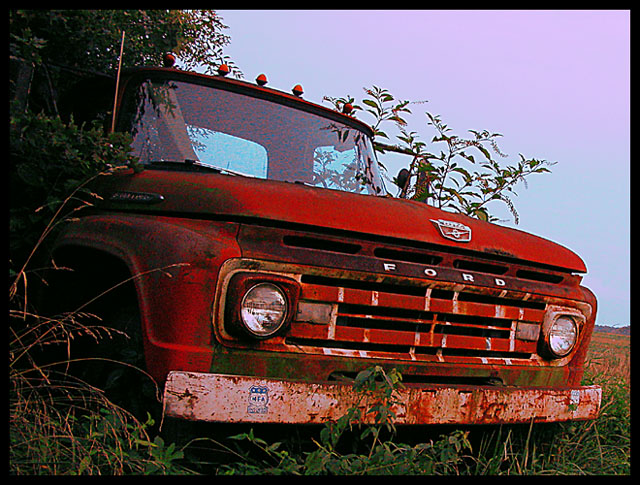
[163,371,601,425]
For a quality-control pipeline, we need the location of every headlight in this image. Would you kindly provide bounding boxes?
[240,283,288,338]
[224,273,300,341]
[548,315,578,357]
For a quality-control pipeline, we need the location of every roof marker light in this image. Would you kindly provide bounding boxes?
[217,63,230,76]
[292,84,304,97]
[162,52,176,68]
[256,74,268,86]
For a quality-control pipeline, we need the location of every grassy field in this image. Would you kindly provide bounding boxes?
[10,322,630,475]
[586,331,630,383]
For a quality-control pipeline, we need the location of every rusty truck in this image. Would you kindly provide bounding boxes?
[48,55,601,425]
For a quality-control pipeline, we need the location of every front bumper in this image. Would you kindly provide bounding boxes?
[163,371,601,425]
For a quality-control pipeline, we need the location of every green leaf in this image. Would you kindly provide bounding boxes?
[474,208,489,221]
[475,144,492,160]
[362,99,379,110]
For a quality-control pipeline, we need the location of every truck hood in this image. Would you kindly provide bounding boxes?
[97,169,587,273]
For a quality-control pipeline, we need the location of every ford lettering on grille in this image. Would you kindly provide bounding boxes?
[383,263,506,287]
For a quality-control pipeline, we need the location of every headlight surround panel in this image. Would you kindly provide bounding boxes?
[541,305,586,359]
[224,272,300,340]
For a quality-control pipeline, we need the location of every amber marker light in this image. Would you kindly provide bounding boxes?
[256,74,268,86]
[163,52,176,67]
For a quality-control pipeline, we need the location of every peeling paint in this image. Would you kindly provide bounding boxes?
[164,371,602,425]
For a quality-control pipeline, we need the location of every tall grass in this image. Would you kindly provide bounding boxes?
[8,304,187,474]
[467,373,629,475]
[9,173,191,475]
[586,332,630,384]
[456,335,630,475]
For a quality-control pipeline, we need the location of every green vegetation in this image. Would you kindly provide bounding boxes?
[325,87,555,224]
[10,9,236,264]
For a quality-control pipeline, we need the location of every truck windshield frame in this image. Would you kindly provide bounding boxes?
[120,74,387,196]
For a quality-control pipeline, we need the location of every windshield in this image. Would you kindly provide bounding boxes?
[124,78,386,196]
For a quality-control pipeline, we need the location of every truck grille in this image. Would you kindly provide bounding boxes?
[284,272,546,364]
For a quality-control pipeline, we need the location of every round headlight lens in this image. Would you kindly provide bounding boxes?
[548,316,578,357]
[240,283,288,338]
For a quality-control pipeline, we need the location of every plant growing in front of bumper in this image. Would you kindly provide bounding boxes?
[313,366,472,474]
[314,366,404,456]
[316,366,471,474]
[221,365,472,475]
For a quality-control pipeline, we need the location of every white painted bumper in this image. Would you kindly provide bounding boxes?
[162,371,601,425]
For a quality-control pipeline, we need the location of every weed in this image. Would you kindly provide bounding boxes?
[217,366,472,475]
[205,357,630,475]
[465,347,630,475]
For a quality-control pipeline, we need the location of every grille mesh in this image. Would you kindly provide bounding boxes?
[285,274,545,363]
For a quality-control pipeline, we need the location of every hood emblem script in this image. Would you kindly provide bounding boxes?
[430,219,472,243]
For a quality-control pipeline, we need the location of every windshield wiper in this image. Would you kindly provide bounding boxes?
[145,160,219,173]
[145,160,248,177]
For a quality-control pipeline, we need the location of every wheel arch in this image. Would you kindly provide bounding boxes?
[49,242,142,314]
[46,215,241,382]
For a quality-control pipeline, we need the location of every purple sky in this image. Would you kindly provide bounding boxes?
[212,10,630,327]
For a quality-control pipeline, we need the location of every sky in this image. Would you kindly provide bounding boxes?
[212,10,630,327]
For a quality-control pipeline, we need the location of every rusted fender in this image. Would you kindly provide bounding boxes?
[163,371,601,425]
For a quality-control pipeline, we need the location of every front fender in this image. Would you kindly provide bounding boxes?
[54,214,241,382]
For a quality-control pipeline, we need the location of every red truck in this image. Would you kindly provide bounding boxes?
[51,58,601,426]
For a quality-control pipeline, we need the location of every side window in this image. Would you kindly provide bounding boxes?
[187,126,268,178]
